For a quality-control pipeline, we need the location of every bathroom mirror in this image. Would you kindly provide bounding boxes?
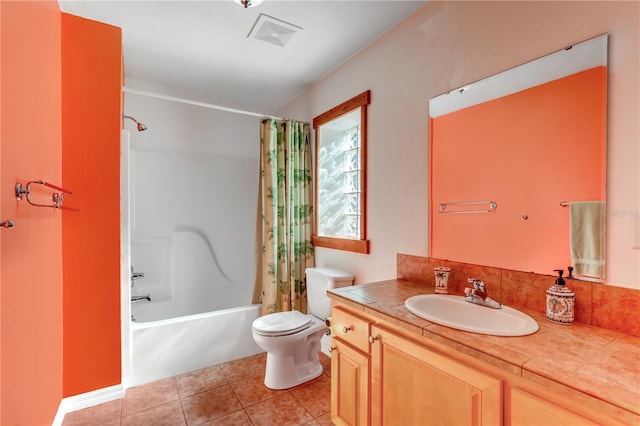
[429,34,607,280]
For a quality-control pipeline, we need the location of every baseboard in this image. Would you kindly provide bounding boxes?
[52,384,125,426]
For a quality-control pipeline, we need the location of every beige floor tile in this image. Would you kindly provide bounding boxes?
[230,374,285,407]
[200,409,253,425]
[245,393,314,426]
[220,353,266,383]
[121,400,186,426]
[122,378,181,417]
[314,411,334,426]
[63,350,331,426]
[175,364,228,398]
[181,384,243,425]
[290,376,331,418]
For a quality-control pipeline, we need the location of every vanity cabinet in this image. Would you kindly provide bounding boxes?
[330,307,371,426]
[509,388,597,425]
[330,306,501,425]
[370,325,502,425]
[330,302,636,426]
[508,388,621,426]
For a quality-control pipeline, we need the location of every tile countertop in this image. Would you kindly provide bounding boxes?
[327,279,640,417]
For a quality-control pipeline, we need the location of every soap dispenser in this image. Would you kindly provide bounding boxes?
[546,269,575,325]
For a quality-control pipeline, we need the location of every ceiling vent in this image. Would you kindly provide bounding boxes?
[248,13,302,47]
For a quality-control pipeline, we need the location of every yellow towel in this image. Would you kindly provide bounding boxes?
[570,201,606,280]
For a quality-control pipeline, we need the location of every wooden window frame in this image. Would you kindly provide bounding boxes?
[312,90,370,254]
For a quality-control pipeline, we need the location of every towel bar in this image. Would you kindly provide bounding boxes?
[439,200,497,214]
[15,180,79,211]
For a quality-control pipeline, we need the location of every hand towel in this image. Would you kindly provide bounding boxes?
[570,201,606,280]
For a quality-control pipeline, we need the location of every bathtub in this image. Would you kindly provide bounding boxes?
[128,231,263,387]
[129,304,263,387]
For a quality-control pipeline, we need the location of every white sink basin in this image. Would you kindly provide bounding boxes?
[405,294,539,336]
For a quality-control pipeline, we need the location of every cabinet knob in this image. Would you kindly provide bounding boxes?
[342,325,353,334]
[329,346,337,353]
[369,335,379,344]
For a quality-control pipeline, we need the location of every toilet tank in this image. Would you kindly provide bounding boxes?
[306,267,354,319]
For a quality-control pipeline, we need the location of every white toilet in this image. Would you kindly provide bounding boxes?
[252,267,354,389]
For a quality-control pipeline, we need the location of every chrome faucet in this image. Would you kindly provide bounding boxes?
[131,266,144,288]
[464,278,501,309]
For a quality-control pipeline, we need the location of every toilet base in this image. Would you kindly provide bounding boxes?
[264,352,323,390]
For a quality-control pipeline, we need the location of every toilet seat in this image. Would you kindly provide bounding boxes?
[252,310,313,337]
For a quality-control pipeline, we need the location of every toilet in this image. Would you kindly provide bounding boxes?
[252,267,354,389]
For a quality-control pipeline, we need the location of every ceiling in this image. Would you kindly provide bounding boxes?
[58,0,427,114]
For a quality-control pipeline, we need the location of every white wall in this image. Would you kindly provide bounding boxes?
[124,91,260,304]
[278,1,640,289]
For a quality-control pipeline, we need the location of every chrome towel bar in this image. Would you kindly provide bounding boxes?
[439,200,497,214]
[15,180,78,211]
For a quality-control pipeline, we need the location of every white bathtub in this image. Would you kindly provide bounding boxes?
[128,231,263,387]
[129,303,263,387]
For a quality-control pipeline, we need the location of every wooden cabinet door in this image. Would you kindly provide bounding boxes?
[509,388,601,426]
[331,338,370,426]
[370,326,502,426]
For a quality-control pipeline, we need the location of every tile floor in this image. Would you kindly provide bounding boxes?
[62,352,333,426]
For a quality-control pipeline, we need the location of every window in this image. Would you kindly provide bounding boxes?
[312,91,370,254]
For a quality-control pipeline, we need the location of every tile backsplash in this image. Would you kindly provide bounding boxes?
[397,253,640,337]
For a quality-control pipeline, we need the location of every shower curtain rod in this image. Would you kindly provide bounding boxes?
[122,87,284,120]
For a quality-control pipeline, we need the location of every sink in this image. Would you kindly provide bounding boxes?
[405,294,539,336]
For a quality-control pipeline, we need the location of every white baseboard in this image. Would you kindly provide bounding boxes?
[52,384,125,426]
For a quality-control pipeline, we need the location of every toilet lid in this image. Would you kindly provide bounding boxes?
[253,310,312,335]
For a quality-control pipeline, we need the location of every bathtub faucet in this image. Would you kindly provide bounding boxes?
[131,266,144,288]
[131,294,151,303]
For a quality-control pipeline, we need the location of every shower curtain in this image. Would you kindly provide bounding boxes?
[255,119,315,315]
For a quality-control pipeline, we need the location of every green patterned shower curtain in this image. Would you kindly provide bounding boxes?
[255,119,314,315]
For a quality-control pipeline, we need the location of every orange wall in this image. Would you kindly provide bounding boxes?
[61,13,122,397]
[431,67,606,275]
[1,1,63,424]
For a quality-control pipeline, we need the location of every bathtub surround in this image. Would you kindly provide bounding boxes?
[257,119,315,315]
[125,89,259,316]
[124,92,263,388]
[130,231,251,322]
[397,254,640,337]
[125,90,259,298]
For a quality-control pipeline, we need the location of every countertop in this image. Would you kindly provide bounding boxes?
[328,279,640,417]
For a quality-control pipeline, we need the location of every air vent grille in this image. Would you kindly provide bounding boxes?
[248,13,302,47]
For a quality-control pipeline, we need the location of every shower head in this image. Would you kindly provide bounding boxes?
[123,114,148,132]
